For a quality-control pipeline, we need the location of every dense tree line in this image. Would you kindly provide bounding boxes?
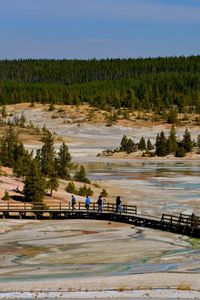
[1,56,200,84]
[0,56,200,111]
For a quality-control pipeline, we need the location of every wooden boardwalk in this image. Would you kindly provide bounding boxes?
[0,201,199,238]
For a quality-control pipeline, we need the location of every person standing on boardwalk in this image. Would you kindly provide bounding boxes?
[97,195,103,213]
[71,195,76,210]
[85,195,90,210]
[116,196,122,213]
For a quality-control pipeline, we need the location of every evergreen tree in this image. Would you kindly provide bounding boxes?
[167,107,178,124]
[23,159,46,207]
[147,138,154,150]
[78,184,93,196]
[13,149,32,179]
[182,128,193,152]
[120,135,128,151]
[65,181,77,194]
[167,125,177,153]
[73,165,90,183]
[138,136,146,150]
[35,148,42,165]
[0,126,19,167]
[126,138,137,154]
[0,126,33,174]
[40,130,55,176]
[46,173,59,196]
[155,131,168,156]
[175,142,186,157]
[56,142,71,179]
[2,190,10,200]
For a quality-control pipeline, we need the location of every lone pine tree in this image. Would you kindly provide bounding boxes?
[73,165,90,184]
[40,129,55,176]
[56,142,71,180]
[23,159,46,207]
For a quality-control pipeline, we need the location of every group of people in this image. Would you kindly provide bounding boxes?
[71,194,92,210]
[70,194,123,213]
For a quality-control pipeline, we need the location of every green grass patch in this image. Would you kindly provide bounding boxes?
[189,238,200,249]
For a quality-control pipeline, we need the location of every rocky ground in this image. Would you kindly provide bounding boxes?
[0,103,200,299]
[0,219,200,299]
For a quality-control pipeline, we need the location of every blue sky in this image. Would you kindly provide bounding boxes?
[0,0,200,59]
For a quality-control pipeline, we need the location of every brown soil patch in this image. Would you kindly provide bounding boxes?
[5,102,200,129]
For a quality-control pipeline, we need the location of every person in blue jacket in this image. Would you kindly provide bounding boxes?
[85,195,90,210]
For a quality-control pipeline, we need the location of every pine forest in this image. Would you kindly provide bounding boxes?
[0,56,200,112]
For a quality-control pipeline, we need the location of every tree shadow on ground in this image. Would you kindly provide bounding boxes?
[11,195,29,202]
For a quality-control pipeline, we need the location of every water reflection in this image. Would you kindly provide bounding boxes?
[84,161,200,215]
[86,161,200,175]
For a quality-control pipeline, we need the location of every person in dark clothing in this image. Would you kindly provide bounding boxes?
[71,195,76,210]
[97,195,103,213]
[116,196,122,213]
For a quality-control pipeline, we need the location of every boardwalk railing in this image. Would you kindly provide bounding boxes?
[161,213,200,235]
[0,201,199,237]
[0,201,137,215]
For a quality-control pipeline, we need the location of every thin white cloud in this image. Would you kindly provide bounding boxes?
[76,0,200,23]
[2,0,200,24]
